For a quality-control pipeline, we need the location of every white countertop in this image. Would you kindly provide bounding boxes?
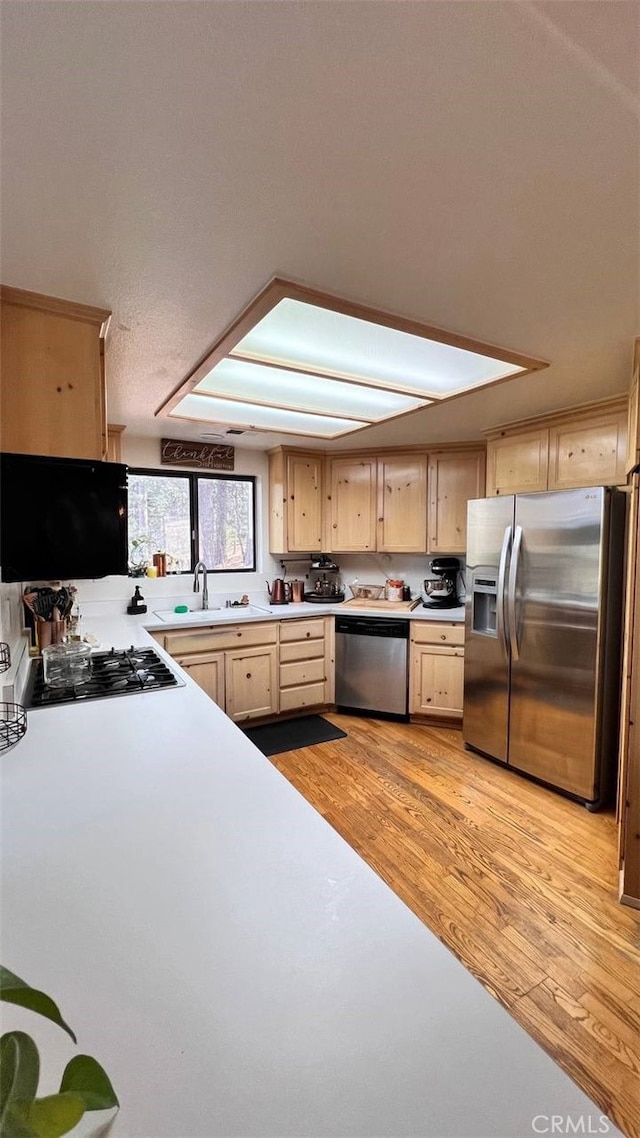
[1,612,616,1137]
[144,599,466,632]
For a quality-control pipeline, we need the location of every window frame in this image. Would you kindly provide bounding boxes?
[128,467,257,574]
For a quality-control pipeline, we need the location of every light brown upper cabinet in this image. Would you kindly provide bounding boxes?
[548,408,627,491]
[428,450,486,553]
[269,449,324,554]
[106,424,126,463]
[485,397,628,496]
[0,286,111,461]
[485,428,549,497]
[377,454,428,553]
[626,339,640,477]
[328,456,378,552]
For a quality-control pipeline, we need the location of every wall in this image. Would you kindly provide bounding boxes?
[0,582,28,699]
[336,553,466,605]
[69,435,281,610]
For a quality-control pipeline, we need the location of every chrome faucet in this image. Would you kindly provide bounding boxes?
[193,560,209,610]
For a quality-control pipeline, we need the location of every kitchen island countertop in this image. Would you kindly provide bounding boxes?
[0,612,617,1137]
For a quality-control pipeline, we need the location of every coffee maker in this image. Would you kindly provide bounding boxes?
[423,557,462,609]
[305,555,345,603]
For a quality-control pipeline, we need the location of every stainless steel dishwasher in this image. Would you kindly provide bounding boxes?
[335,616,409,719]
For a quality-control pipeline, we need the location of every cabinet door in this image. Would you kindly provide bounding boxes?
[548,409,628,490]
[377,454,428,552]
[626,339,640,476]
[107,424,125,463]
[328,457,377,551]
[428,450,486,553]
[486,429,549,496]
[410,644,464,717]
[175,652,225,708]
[286,453,324,552]
[0,287,110,461]
[225,644,277,722]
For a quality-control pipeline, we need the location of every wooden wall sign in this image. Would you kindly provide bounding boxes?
[160,438,235,471]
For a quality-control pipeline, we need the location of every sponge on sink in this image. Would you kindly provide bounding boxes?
[174,605,189,613]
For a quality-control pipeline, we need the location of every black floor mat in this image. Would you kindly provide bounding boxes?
[243,715,347,757]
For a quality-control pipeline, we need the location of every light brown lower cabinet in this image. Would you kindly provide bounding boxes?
[225,644,277,722]
[172,637,278,723]
[156,615,333,723]
[174,651,225,708]
[410,621,465,720]
[279,617,335,712]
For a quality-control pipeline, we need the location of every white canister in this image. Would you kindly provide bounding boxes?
[386,579,404,602]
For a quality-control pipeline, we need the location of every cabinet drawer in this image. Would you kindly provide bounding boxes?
[279,638,325,664]
[279,619,325,643]
[279,682,327,713]
[164,621,276,656]
[411,622,465,647]
[280,657,326,688]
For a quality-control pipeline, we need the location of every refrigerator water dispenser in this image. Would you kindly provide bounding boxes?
[472,577,498,636]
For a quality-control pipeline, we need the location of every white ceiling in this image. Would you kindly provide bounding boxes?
[1,1,638,452]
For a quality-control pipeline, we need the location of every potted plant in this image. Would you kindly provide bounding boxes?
[128,535,150,577]
[0,965,118,1137]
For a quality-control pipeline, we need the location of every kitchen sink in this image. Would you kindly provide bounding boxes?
[152,605,271,624]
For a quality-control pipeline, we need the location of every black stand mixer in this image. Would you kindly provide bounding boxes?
[423,557,462,609]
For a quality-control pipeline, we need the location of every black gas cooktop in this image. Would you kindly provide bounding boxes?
[25,646,183,709]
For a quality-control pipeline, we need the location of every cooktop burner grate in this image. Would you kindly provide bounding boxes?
[25,646,183,708]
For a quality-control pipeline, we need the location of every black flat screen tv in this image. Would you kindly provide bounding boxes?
[1,452,128,582]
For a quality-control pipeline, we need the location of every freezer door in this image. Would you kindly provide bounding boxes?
[507,487,607,800]
[463,496,514,762]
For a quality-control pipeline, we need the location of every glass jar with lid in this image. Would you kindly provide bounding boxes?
[42,642,93,688]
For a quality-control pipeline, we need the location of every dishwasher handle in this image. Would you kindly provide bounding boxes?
[335,616,409,638]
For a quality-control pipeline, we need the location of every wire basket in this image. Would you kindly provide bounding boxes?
[0,703,27,754]
[0,643,10,674]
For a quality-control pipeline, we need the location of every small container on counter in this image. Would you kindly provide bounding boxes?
[127,585,147,615]
[36,620,67,652]
[386,579,404,602]
[42,641,93,688]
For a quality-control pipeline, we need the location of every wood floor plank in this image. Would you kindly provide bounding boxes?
[269,714,640,1138]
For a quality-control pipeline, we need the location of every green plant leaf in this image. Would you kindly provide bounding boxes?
[10,1094,85,1138]
[0,1108,37,1138]
[0,1033,39,1134]
[0,971,76,1044]
[59,1056,118,1112]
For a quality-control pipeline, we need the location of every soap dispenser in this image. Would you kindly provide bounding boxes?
[127,585,147,615]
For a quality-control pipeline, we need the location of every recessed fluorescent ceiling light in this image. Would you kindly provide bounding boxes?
[171,393,367,439]
[231,298,527,398]
[160,278,547,438]
[193,357,428,421]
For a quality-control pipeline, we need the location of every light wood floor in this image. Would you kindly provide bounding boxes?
[269,714,640,1138]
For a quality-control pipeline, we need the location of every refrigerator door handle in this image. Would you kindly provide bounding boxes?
[507,524,523,661]
[496,524,512,658]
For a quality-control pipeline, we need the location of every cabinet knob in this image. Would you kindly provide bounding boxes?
[441,634,446,640]
[305,632,310,638]
[246,672,252,679]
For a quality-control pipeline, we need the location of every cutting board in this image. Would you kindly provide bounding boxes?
[341,598,420,611]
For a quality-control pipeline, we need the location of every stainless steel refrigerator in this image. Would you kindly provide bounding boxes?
[463,487,625,807]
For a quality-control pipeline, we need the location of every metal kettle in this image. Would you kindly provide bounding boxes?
[267,578,290,604]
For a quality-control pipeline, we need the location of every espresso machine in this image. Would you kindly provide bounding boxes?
[305,555,345,603]
[423,557,462,609]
